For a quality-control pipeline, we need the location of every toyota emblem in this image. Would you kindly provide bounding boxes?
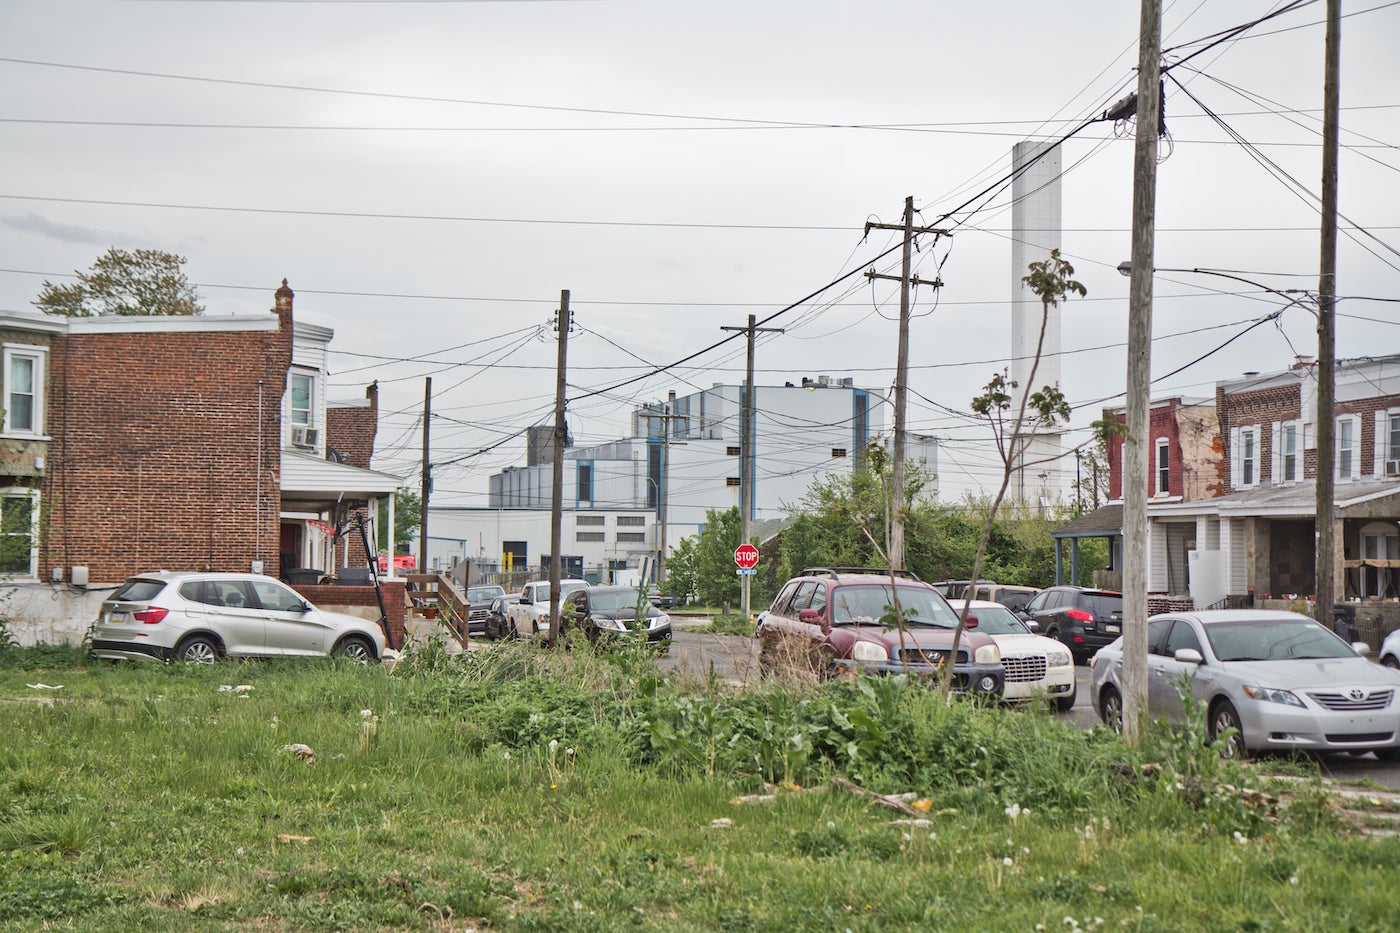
[1348,688,1367,702]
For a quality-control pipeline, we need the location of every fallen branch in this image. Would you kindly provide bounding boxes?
[831,777,923,817]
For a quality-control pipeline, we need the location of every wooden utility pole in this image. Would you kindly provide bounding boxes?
[640,404,686,584]
[721,314,783,619]
[547,291,571,648]
[418,377,431,575]
[1122,0,1162,746]
[1315,0,1341,629]
[865,197,946,569]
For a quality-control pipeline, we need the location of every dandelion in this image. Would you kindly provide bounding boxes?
[1003,856,1014,867]
[929,832,937,840]
[360,709,374,718]
[566,747,575,756]
[550,784,558,790]
[1233,831,1249,846]
[1289,875,1299,886]
[549,738,559,752]
[1022,846,1030,855]
[1004,803,1023,820]
[901,833,911,842]
[503,751,511,761]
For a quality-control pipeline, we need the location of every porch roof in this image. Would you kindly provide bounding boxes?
[1051,503,1123,539]
[1146,478,1400,519]
[281,450,403,504]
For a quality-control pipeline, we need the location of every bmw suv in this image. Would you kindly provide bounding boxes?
[91,572,390,664]
[757,567,1004,696]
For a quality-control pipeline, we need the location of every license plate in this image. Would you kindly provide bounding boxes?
[108,612,128,625]
[1105,624,1121,634]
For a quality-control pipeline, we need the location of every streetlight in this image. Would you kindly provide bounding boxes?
[1115,261,1336,626]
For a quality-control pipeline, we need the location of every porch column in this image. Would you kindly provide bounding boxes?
[1070,538,1080,587]
[1055,539,1064,585]
[384,495,396,580]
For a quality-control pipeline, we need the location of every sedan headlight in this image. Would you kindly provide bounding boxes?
[594,617,627,632]
[1241,685,1306,708]
[973,643,1002,665]
[1047,651,1073,668]
[852,641,888,662]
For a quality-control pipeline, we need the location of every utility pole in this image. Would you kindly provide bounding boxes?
[640,400,686,585]
[1315,0,1341,629]
[1122,0,1162,747]
[865,197,946,569]
[721,314,783,619]
[418,377,431,575]
[547,291,571,648]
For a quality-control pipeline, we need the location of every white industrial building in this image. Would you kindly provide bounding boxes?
[427,378,925,578]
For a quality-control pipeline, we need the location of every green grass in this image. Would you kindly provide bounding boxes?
[0,640,1396,931]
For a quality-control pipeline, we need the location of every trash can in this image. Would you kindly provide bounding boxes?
[1332,603,1360,644]
[284,568,325,586]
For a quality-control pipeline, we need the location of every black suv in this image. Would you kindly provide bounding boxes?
[756,567,1005,696]
[1023,586,1124,663]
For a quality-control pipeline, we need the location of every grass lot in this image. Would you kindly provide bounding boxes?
[0,637,1397,931]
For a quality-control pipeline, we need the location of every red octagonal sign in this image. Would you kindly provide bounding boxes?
[734,543,760,570]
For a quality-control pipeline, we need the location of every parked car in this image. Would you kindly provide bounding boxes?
[962,600,1076,710]
[960,583,1041,615]
[90,572,390,664]
[465,584,507,636]
[757,568,1004,696]
[482,595,512,640]
[1381,628,1400,670]
[932,580,996,600]
[646,584,678,610]
[506,579,590,637]
[1024,586,1124,663]
[1090,609,1400,760]
[561,585,673,647]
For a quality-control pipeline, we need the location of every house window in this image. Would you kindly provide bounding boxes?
[1240,428,1257,488]
[3,345,46,436]
[832,448,848,459]
[616,516,645,527]
[726,446,741,457]
[1155,438,1170,495]
[0,488,39,577]
[576,462,593,505]
[290,372,314,426]
[1281,423,1299,483]
[1337,414,1359,480]
[576,531,605,543]
[616,532,646,544]
[726,477,741,487]
[1387,413,1400,472]
[576,514,604,527]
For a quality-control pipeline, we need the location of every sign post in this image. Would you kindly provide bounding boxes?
[734,544,760,582]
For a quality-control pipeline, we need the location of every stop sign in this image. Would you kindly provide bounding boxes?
[734,543,760,570]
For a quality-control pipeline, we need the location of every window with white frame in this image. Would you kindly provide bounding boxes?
[3,345,46,437]
[1336,413,1360,480]
[0,487,39,577]
[1155,438,1170,495]
[1386,411,1400,475]
[1280,422,1300,483]
[1238,427,1258,488]
[289,372,315,426]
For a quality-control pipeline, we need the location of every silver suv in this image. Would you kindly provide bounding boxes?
[91,572,389,664]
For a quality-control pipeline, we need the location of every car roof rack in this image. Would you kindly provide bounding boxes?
[799,566,923,581]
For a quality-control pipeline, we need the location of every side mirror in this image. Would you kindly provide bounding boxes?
[1174,648,1204,665]
[1351,641,1372,656]
[964,615,979,630]
[519,595,530,604]
[798,608,822,625]
[1025,619,1041,632]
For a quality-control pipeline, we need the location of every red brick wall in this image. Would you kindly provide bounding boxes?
[1215,381,1300,493]
[43,308,292,583]
[1106,400,1187,500]
[325,382,378,469]
[292,579,406,647]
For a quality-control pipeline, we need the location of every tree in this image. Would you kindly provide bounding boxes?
[1070,440,1110,514]
[35,248,204,317]
[939,250,1082,696]
[378,490,421,553]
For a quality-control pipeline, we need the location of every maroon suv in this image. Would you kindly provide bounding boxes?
[757,567,1005,696]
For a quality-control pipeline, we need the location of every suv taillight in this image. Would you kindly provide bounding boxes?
[133,608,168,624]
[1066,608,1094,623]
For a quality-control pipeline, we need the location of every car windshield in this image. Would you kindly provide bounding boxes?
[1206,618,1356,662]
[967,605,1030,635]
[467,586,505,601]
[587,590,649,613]
[830,585,958,628]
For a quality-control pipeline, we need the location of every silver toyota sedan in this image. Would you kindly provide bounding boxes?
[1090,609,1400,760]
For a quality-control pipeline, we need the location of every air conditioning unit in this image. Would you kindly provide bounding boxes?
[1386,459,1400,478]
[291,426,319,449]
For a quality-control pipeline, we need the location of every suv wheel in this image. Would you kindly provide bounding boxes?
[176,635,220,664]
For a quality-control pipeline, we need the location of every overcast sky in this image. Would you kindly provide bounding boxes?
[2,0,1397,510]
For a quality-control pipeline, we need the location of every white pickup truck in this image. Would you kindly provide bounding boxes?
[506,578,590,637]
